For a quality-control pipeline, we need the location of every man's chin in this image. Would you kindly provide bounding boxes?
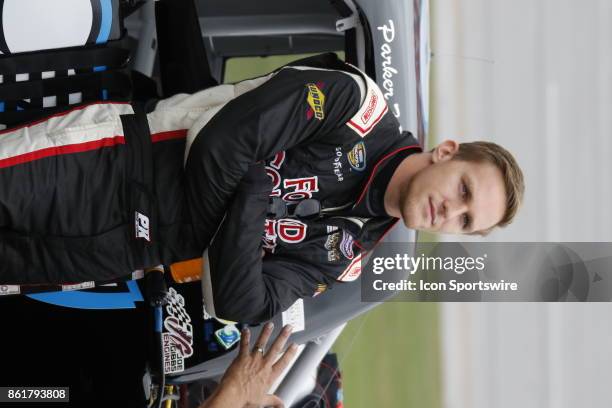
[402,216,434,232]
[402,218,425,231]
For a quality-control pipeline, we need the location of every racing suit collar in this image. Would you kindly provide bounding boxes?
[351,144,422,217]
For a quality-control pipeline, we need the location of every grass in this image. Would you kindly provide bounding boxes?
[224,53,344,84]
[332,303,441,408]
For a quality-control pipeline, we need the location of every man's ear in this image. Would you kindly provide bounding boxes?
[431,140,459,163]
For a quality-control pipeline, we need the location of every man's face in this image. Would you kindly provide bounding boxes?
[399,152,507,235]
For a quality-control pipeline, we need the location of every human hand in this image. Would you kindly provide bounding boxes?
[218,322,298,408]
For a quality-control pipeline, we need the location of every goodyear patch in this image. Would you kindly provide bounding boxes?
[306,83,325,120]
[347,141,366,171]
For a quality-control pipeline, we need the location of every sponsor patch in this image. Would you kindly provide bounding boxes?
[62,281,95,291]
[325,230,342,262]
[215,324,241,350]
[347,142,366,171]
[163,333,186,374]
[163,288,194,375]
[282,298,305,333]
[332,146,344,182]
[340,231,355,260]
[0,285,20,296]
[306,83,325,120]
[337,253,363,282]
[135,211,151,241]
[328,249,341,262]
[325,232,341,251]
[361,93,378,124]
[326,225,339,233]
[346,75,389,137]
[313,283,328,297]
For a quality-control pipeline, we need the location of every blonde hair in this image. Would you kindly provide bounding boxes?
[454,141,525,232]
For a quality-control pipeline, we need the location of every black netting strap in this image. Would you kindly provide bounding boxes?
[0,69,132,103]
[0,39,130,76]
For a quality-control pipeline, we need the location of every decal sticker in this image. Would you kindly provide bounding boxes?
[306,83,325,120]
[135,211,151,241]
[282,298,305,333]
[313,283,328,297]
[62,281,95,291]
[339,231,355,260]
[332,147,344,182]
[215,324,241,350]
[28,280,143,310]
[163,288,194,375]
[0,285,20,296]
[347,142,366,171]
[326,225,339,233]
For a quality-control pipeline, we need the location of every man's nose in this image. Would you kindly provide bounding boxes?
[442,200,468,220]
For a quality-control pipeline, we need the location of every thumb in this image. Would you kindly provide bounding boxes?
[261,394,285,408]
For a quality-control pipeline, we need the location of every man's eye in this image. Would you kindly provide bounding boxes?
[462,214,471,230]
[461,182,469,199]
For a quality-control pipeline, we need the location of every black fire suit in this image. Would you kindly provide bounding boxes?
[0,54,421,323]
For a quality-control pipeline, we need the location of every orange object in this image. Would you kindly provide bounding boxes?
[170,257,203,283]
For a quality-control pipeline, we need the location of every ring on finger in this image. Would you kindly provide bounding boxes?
[254,346,264,355]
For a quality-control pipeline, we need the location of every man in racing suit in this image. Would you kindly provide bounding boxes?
[0,54,521,323]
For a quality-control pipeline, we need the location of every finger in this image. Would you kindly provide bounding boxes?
[261,394,285,408]
[264,324,293,364]
[272,343,299,376]
[253,321,274,354]
[238,327,251,359]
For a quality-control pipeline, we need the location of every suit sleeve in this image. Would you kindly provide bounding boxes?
[184,67,364,250]
[203,164,359,324]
